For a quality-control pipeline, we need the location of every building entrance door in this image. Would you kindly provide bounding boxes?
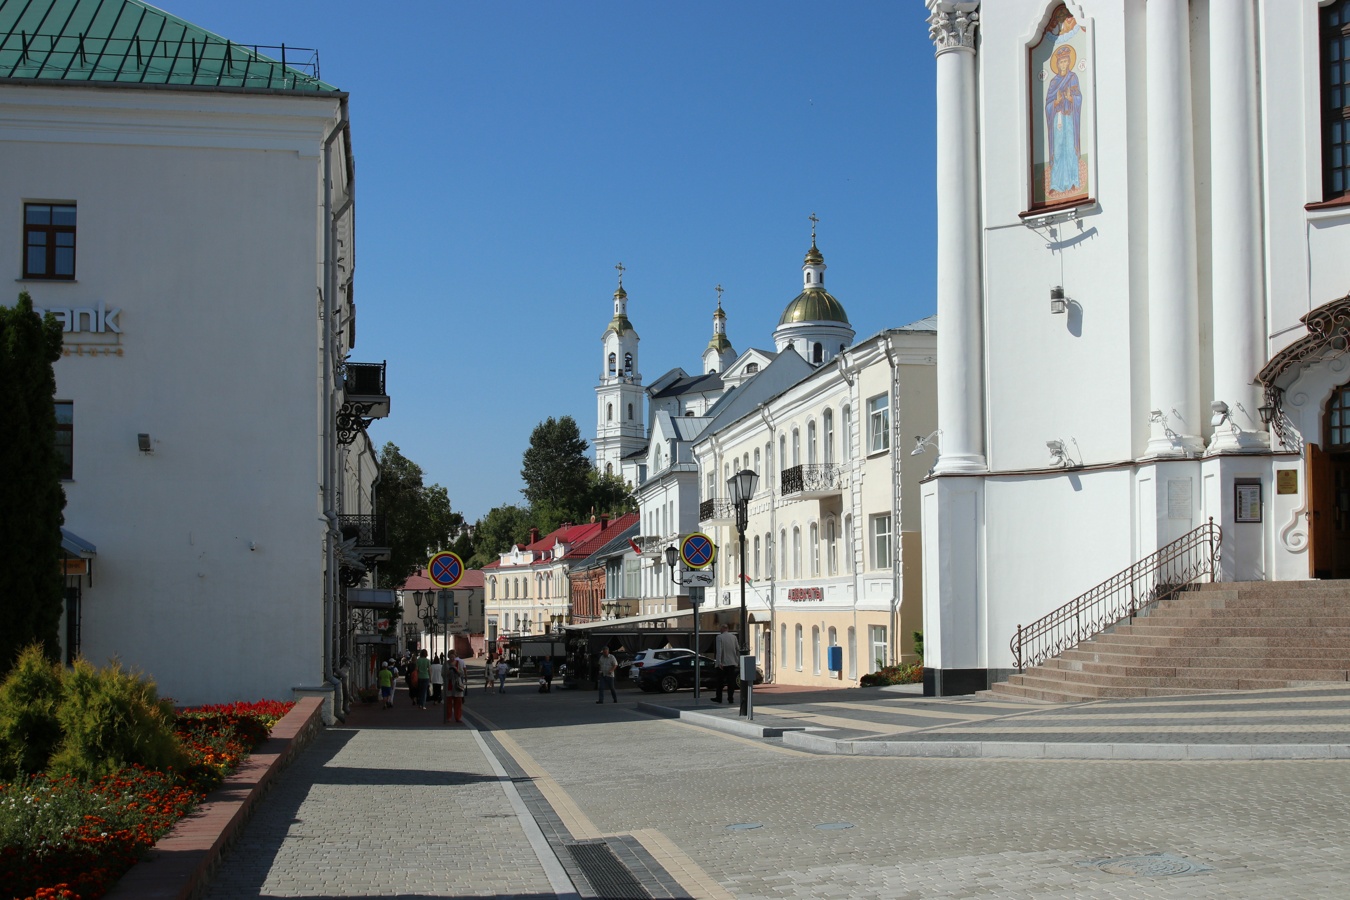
[1310,382,1350,579]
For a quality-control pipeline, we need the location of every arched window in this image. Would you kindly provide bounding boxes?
[813,343,823,364]
[624,353,633,375]
[753,447,761,474]
[608,353,616,376]
[489,577,496,600]
[810,523,820,576]
[605,462,613,476]
[792,527,802,578]
[808,420,818,465]
[827,518,838,575]
[847,627,857,680]
[812,626,821,675]
[766,532,774,577]
[606,403,613,422]
[753,535,761,579]
[765,441,773,478]
[779,528,787,579]
[844,514,854,568]
[746,362,759,374]
[523,577,528,599]
[795,624,804,671]
[791,429,801,466]
[1322,0,1350,199]
[841,405,852,461]
[823,409,834,465]
[627,403,634,420]
[781,623,788,668]
[1326,382,1350,447]
[828,626,837,651]
[778,435,787,472]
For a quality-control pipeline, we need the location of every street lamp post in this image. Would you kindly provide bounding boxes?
[413,590,441,657]
[726,468,759,717]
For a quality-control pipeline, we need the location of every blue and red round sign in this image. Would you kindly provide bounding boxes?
[427,551,464,588]
[680,532,716,570]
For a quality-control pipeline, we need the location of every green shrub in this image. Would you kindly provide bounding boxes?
[0,644,65,778]
[47,658,187,780]
[859,663,924,687]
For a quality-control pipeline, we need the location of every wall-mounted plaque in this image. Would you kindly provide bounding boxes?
[1235,480,1262,523]
[1276,469,1299,495]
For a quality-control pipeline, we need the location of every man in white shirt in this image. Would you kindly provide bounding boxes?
[712,624,739,704]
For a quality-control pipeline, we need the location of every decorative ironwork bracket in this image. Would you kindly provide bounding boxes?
[337,400,375,445]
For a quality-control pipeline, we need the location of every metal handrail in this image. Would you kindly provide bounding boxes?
[1011,518,1221,671]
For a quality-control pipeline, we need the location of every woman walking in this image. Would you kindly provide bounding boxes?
[445,650,467,724]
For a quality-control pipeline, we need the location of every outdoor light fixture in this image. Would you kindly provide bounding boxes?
[137,433,153,453]
[664,545,678,572]
[1257,402,1275,425]
[1050,286,1068,314]
[1047,440,1070,468]
[726,468,759,717]
[1210,400,1231,428]
[911,430,941,456]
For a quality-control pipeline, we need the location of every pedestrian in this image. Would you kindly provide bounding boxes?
[404,656,419,706]
[415,649,431,709]
[712,623,739,704]
[540,657,553,693]
[484,656,494,692]
[445,650,467,724]
[429,654,444,705]
[378,661,394,708]
[495,657,509,693]
[596,647,619,703]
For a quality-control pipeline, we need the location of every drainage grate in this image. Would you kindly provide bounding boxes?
[567,841,652,899]
[1079,853,1214,877]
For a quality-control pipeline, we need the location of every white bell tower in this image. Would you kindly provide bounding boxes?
[594,263,646,479]
[702,284,737,374]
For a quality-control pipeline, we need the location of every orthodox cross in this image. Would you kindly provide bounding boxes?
[809,212,819,242]
[614,261,625,288]
[715,283,724,308]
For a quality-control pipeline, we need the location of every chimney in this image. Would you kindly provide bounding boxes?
[529,527,539,544]
[600,514,609,530]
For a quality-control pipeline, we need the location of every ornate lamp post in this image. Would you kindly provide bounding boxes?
[413,590,441,656]
[726,468,758,716]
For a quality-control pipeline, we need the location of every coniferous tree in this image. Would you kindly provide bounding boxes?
[0,293,66,671]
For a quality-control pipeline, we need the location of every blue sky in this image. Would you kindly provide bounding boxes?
[171,1,940,521]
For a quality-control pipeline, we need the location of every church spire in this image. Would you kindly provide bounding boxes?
[703,284,735,374]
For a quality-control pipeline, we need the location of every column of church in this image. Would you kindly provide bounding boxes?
[1144,0,1203,456]
[927,0,986,475]
[1208,0,1267,452]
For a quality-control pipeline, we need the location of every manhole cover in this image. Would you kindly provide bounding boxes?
[1079,853,1213,877]
[725,823,763,831]
[815,823,854,830]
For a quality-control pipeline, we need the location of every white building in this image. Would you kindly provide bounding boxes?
[693,323,937,684]
[1,0,384,710]
[921,0,1350,694]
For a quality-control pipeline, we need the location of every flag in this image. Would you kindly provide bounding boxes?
[741,573,752,584]
[628,537,643,555]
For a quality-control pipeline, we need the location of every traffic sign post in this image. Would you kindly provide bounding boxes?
[680,533,716,570]
[678,570,715,588]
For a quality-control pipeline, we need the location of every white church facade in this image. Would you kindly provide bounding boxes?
[921,0,1350,694]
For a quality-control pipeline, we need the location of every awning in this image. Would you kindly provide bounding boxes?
[61,528,96,557]
[564,608,698,632]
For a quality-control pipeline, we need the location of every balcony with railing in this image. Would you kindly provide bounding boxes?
[779,463,845,498]
[338,513,391,562]
[338,360,390,445]
[699,497,735,524]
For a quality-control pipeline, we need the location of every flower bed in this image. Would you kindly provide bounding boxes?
[0,699,293,900]
[859,663,924,687]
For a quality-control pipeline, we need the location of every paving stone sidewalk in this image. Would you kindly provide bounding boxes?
[202,688,568,900]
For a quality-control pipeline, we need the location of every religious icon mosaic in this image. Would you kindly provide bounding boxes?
[1029,3,1093,211]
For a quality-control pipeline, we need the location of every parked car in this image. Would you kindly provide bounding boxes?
[638,654,720,693]
[628,648,697,680]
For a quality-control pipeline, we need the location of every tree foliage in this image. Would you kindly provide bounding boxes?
[468,504,533,569]
[376,443,464,589]
[0,293,66,671]
[520,416,592,519]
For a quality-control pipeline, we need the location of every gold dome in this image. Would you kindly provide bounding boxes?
[779,289,849,326]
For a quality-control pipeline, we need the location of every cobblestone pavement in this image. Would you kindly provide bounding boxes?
[202,674,1350,898]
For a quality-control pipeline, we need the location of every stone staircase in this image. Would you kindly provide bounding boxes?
[989,580,1350,702]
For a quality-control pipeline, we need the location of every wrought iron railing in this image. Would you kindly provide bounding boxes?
[344,361,386,397]
[1010,518,1221,672]
[699,498,735,521]
[780,463,844,495]
[338,513,387,548]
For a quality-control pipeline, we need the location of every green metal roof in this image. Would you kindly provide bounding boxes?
[779,288,850,326]
[0,0,339,92]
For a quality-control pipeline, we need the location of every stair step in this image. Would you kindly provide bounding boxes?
[1058,648,1350,668]
[1043,658,1350,681]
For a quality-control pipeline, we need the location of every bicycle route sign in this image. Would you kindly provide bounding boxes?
[680,532,716,570]
[427,550,464,588]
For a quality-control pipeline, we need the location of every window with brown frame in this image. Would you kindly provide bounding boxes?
[24,204,77,279]
[1323,0,1350,200]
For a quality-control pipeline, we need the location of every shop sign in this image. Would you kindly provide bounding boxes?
[33,301,122,334]
[788,587,822,602]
